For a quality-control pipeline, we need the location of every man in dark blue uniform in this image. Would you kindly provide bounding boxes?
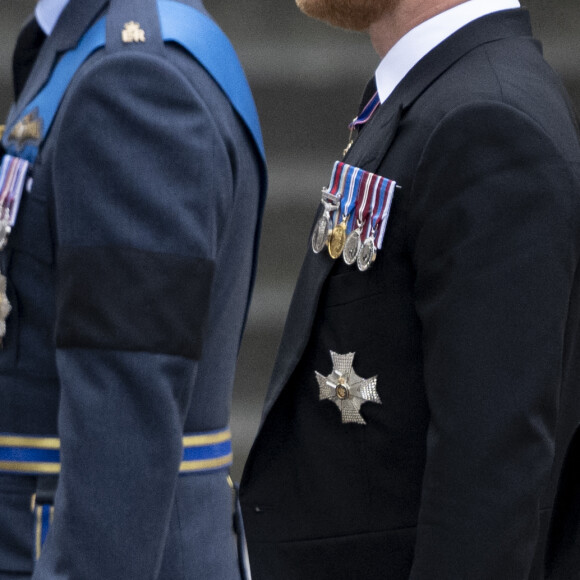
[241,0,580,578]
[0,0,266,578]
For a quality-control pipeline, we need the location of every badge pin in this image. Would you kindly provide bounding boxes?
[315,351,381,425]
[7,111,43,151]
[122,21,146,43]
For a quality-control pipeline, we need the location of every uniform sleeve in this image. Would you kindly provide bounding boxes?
[407,102,580,579]
[31,51,231,579]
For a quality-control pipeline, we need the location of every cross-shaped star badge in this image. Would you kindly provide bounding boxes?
[315,351,381,425]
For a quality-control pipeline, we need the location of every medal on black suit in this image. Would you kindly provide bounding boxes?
[328,166,361,259]
[356,173,396,272]
[315,351,381,425]
[357,236,377,272]
[343,172,377,265]
[311,160,398,267]
[312,161,346,254]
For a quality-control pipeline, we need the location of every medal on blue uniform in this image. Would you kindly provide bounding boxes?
[0,155,30,345]
[311,161,346,254]
[0,274,10,346]
[0,155,30,250]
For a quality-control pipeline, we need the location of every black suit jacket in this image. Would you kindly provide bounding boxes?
[241,9,580,579]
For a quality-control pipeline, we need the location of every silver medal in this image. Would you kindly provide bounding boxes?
[357,237,376,272]
[315,351,381,425]
[0,209,11,251]
[311,199,339,254]
[0,273,11,346]
[343,227,362,265]
[311,214,331,254]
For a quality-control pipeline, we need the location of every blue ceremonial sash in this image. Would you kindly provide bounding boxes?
[1,0,265,166]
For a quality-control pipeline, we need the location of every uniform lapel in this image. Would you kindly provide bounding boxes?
[260,8,533,424]
[7,0,109,129]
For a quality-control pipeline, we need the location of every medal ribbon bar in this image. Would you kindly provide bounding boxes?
[353,172,377,231]
[365,176,389,241]
[377,180,397,249]
[0,155,29,246]
[339,166,362,225]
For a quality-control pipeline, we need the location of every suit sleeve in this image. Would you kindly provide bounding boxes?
[407,102,580,578]
[31,51,231,579]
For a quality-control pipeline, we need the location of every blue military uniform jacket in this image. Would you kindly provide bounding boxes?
[0,0,266,578]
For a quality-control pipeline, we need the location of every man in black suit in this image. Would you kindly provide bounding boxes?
[240,0,580,578]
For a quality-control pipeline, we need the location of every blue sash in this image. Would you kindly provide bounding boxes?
[1,0,265,167]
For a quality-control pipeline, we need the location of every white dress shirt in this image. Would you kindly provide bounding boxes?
[376,0,521,103]
[36,0,70,36]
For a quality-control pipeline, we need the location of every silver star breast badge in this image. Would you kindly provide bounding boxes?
[315,351,381,425]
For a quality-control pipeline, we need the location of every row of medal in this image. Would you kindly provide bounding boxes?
[0,154,29,249]
[0,154,30,345]
[311,161,396,271]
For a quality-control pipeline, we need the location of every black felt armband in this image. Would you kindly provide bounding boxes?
[55,246,214,359]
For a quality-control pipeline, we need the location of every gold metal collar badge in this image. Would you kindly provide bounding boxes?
[6,110,43,151]
[122,21,146,43]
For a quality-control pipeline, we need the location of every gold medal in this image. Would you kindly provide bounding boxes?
[327,220,347,259]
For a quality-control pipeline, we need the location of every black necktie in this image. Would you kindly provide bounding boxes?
[12,18,47,100]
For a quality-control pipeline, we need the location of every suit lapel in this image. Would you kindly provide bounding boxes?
[260,8,533,423]
[7,0,109,129]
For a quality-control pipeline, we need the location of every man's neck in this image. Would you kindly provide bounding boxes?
[369,0,469,57]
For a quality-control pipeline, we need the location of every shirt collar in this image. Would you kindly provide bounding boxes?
[35,0,71,36]
[375,0,521,103]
